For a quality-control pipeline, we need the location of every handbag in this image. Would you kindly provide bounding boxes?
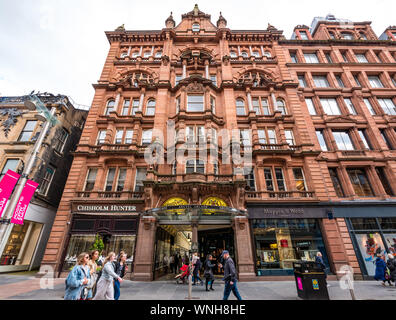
[385,268,391,281]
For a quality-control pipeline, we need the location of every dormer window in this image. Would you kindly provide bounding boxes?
[192,23,200,32]
[341,32,354,40]
[300,31,309,40]
[359,32,367,40]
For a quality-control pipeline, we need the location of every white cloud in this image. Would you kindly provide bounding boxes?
[0,0,395,106]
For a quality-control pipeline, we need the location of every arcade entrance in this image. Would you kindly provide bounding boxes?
[153,224,235,280]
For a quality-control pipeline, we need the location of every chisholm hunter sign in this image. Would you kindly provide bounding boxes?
[73,204,137,213]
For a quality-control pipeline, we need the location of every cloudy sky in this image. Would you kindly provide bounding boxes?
[0,0,394,107]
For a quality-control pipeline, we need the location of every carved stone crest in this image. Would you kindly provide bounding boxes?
[0,108,26,137]
[186,81,204,93]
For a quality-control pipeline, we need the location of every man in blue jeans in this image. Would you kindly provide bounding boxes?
[218,250,242,300]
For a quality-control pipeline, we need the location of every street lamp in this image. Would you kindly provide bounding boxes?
[0,95,58,258]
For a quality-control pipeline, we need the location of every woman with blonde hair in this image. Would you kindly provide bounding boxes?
[64,252,91,300]
[86,250,100,299]
[93,252,123,300]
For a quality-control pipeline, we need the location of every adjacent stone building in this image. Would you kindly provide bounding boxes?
[0,93,87,273]
[41,7,396,280]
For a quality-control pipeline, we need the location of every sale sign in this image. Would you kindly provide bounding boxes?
[11,180,39,225]
[0,170,20,218]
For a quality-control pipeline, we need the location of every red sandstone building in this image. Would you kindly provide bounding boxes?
[40,7,396,280]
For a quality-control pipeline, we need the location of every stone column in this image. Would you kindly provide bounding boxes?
[182,60,187,79]
[133,216,157,281]
[138,89,145,112]
[233,216,256,281]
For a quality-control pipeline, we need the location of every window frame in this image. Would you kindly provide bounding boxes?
[187,95,204,112]
[18,120,38,142]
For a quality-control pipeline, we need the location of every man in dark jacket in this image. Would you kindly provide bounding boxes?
[219,250,242,300]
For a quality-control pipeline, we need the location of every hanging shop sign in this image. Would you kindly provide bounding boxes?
[0,170,20,218]
[11,179,39,225]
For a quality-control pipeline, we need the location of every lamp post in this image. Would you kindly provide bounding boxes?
[0,95,58,258]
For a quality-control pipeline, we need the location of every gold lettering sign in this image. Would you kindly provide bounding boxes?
[201,197,227,215]
[162,197,188,215]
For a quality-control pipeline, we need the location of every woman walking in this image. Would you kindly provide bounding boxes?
[64,252,90,300]
[386,253,396,286]
[93,252,123,300]
[374,253,391,286]
[204,254,216,291]
[114,252,128,300]
[86,250,99,299]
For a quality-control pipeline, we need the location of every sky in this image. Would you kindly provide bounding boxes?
[0,0,395,108]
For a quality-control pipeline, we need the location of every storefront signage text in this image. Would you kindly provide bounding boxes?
[76,205,137,212]
[262,208,305,216]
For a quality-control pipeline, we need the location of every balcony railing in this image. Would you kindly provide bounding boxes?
[76,191,144,199]
[246,190,316,200]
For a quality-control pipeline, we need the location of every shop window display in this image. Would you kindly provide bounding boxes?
[348,217,396,276]
[63,234,136,271]
[0,223,30,265]
[252,219,329,276]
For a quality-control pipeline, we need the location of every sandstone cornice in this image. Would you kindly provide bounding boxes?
[280,39,396,46]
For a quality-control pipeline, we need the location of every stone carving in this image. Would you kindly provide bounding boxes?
[0,108,26,137]
[186,81,204,93]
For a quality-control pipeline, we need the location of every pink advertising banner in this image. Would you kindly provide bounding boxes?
[11,180,39,225]
[0,170,20,218]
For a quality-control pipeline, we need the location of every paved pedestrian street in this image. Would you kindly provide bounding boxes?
[0,274,395,300]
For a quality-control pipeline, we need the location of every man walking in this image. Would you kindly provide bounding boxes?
[218,250,242,300]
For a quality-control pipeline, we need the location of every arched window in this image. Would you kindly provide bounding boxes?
[120,52,128,58]
[186,159,205,174]
[192,23,200,32]
[105,99,115,115]
[230,51,237,58]
[276,99,287,115]
[241,51,248,58]
[328,31,335,39]
[236,98,246,115]
[252,51,260,58]
[263,51,272,58]
[143,51,151,58]
[155,51,162,58]
[146,99,156,116]
[172,161,177,175]
[131,51,139,58]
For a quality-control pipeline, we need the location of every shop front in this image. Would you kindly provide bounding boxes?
[333,204,396,279]
[59,202,142,277]
[0,203,55,273]
[248,205,331,276]
[133,197,256,281]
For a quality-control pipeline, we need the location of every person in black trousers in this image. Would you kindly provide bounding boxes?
[204,254,215,291]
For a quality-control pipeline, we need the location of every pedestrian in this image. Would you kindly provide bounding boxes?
[170,254,175,274]
[64,252,90,300]
[219,250,242,300]
[386,253,396,286]
[175,253,180,273]
[163,254,169,274]
[204,254,215,291]
[114,252,128,300]
[93,252,123,300]
[315,252,329,287]
[374,253,392,286]
[193,254,203,285]
[86,250,99,299]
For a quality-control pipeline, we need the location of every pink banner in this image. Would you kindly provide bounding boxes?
[11,179,39,225]
[0,170,20,218]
